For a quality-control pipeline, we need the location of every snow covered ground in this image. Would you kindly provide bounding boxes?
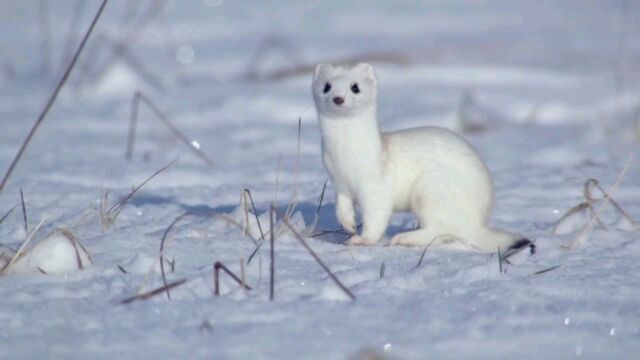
[1,1,639,359]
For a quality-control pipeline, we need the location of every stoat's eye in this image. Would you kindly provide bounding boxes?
[323,82,332,94]
[351,83,360,94]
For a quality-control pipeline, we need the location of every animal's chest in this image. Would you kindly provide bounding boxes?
[322,137,382,196]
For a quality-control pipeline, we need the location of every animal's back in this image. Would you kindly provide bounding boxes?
[383,126,493,220]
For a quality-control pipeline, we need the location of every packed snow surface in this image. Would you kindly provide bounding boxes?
[0,1,639,359]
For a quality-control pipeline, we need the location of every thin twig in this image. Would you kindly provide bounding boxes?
[213,261,251,296]
[126,91,214,166]
[498,248,503,274]
[159,212,189,300]
[121,278,188,304]
[283,219,355,301]
[0,0,109,195]
[19,188,27,233]
[379,263,385,279]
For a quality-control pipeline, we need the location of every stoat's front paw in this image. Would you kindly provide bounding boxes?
[346,235,375,246]
[336,210,356,234]
[339,219,357,234]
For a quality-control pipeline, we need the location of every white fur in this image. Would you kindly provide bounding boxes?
[311,63,524,252]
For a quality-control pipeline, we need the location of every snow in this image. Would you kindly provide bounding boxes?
[1,0,640,359]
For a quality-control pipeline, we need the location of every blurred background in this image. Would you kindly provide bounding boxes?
[0,0,638,189]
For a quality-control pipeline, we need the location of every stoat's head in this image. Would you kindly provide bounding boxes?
[311,62,377,118]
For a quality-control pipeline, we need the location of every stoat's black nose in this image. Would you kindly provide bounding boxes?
[333,97,344,105]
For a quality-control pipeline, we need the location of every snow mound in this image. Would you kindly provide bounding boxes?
[4,231,92,275]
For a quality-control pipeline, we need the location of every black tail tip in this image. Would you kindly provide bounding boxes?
[511,238,536,254]
[502,238,536,260]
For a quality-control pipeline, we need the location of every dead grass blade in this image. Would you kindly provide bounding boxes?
[283,219,355,301]
[159,212,189,300]
[121,278,188,304]
[0,0,109,195]
[243,189,266,242]
[126,91,214,166]
[104,157,177,228]
[533,265,561,275]
[305,180,328,236]
[414,236,438,269]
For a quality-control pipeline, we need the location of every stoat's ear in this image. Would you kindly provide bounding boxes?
[314,63,332,81]
[352,63,376,82]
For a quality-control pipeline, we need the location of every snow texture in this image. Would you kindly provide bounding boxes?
[0,1,639,359]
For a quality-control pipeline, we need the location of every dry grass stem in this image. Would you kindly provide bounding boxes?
[243,189,266,242]
[213,261,252,296]
[121,278,188,304]
[159,212,189,300]
[19,188,27,233]
[0,218,46,274]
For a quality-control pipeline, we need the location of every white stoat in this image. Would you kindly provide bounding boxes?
[311,62,533,254]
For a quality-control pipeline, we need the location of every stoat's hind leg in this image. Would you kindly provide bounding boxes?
[390,229,469,249]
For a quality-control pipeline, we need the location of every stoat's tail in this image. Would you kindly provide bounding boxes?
[472,228,535,257]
